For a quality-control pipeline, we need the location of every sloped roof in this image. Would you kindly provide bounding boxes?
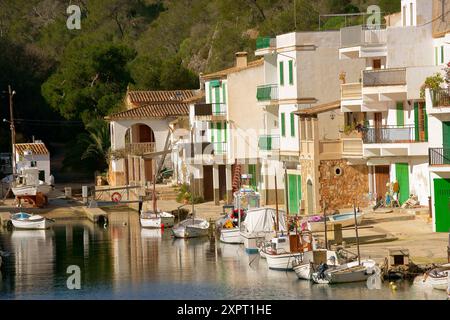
[127,90,197,106]
[292,101,341,116]
[106,103,189,120]
[201,59,264,80]
[15,143,49,156]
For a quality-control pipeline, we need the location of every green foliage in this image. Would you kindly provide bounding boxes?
[378,0,401,14]
[420,73,445,98]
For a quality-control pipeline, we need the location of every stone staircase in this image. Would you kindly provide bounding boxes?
[155,185,179,201]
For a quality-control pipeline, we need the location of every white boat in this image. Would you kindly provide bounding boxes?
[308,212,364,232]
[11,167,52,197]
[172,218,210,238]
[240,208,287,254]
[140,211,175,229]
[220,227,244,244]
[311,259,377,284]
[293,250,340,280]
[421,264,450,291]
[11,212,54,230]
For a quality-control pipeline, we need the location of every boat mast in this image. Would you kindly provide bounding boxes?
[283,163,290,236]
[191,172,195,223]
[353,200,361,265]
[323,201,328,250]
[274,172,279,233]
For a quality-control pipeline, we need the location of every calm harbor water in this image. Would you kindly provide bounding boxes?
[0,209,446,300]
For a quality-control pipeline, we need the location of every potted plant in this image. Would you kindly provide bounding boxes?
[420,73,444,106]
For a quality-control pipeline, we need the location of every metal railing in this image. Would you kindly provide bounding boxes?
[256,84,278,101]
[125,142,156,155]
[432,88,450,107]
[341,83,362,100]
[212,142,227,155]
[429,148,450,166]
[362,68,406,87]
[256,37,274,50]
[340,25,386,48]
[258,135,280,151]
[362,126,424,144]
[194,103,227,116]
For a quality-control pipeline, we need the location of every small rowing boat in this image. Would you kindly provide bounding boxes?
[11,212,54,230]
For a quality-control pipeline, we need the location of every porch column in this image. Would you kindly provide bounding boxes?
[368,165,374,198]
[213,164,220,205]
[226,164,232,204]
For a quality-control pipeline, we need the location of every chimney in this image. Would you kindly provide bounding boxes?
[235,52,248,68]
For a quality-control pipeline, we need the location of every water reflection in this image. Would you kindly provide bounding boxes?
[0,210,447,300]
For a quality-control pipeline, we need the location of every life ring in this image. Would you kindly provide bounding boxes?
[111,192,122,203]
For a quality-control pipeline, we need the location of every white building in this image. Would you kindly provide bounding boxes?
[338,0,443,208]
[14,141,51,184]
[424,0,450,232]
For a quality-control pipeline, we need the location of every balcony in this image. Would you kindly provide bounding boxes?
[362,126,428,157]
[429,148,450,167]
[256,84,278,102]
[361,68,407,103]
[258,135,280,151]
[340,25,387,59]
[432,88,450,108]
[194,103,227,120]
[363,68,406,87]
[184,142,214,158]
[255,37,275,56]
[125,142,156,156]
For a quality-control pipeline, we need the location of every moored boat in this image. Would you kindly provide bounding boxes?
[11,212,54,230]
[293,249,340,280]
[140,211,175,228]
[308,212,364,232]
[172,218,210,238]
[421,263,450,291]
[311,259,377,284]
[11,167,52,197]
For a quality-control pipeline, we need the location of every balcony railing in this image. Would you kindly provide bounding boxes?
[212,142,227,155]
[194,103,227,117]
[125,142,156,155]
[256,37,274,50]
[341,83,362,100]
[342,137,363,156]
[258,135,280,151]
[256,84,278,101]
[362,126,426,144]
[362,68,407,87]
[429,148,450,166]
[340,25,386,48]
[432,88,450,107]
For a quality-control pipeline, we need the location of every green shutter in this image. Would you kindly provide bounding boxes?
[441,46,445,64]
[433,178,450,232]
[288,60,293,85]
[435,47,438,66]
[395,163,410,205]
[288,174,301,215]
[224,122,227,142]
[424,105,428,142]
[442,122,450,165]
[222,83,227,104]
[396,101,404,126]
[211,122,215,143]
[209,83,213,104]
[281,113,286,137]
[414,102,419,141]
[248,164,257,191]
[279,61,284,86]
[290,113,295,137]
[210,80,221,87]
[215,87,221,114]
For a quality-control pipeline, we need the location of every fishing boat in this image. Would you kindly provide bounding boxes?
[308,211,364,232]
[11,167,52,197]
[139,173,175,229]
[140,211,175,228]
[311,259,377,284]
[172,218,210,238]
[10,212,54,230]
[293,249,340,280]
[421,263,450,291]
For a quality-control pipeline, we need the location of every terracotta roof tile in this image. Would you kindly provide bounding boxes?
[107,103,189,120]
[201,59,264,80]
[127,90,197,106]
[15,143,49,156]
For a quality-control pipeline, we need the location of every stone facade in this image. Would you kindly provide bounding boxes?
[318,159,369,211]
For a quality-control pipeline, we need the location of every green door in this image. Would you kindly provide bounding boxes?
[395,163,409,205]
[248,164,257,191]
[443,122,450,164]
[433,179,450,232]
[288,174,301,215]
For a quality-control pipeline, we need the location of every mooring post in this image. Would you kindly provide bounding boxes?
[447,229,450,263]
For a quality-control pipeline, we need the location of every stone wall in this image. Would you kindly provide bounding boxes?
[318,159,369,211]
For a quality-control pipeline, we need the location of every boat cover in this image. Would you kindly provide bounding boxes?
[242,208,287,233]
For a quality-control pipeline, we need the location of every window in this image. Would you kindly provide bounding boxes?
[200,130,206,137]
[281,113,286,137]
[290,113,295,137]
[222,83,227,104]
[435,47,439,66]
[279,61,284,86]
[396,102,404,126]
[288,60,294,85]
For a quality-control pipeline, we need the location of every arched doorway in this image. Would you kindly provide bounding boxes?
[307,179,314,215]
[125,124,156,184]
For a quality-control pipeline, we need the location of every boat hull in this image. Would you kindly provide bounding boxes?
[220,228,243,244]
[241,231,274,254]
[265,252,303,271]
[140,217,162,229]
[12,218,52,230]
[312,260,377,284]
[12,184,51,197]
[294,263,313,280]
[172,219,210,239]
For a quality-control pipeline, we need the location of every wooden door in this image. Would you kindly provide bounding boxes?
[373,59,381,69]
[139,125,154,142]
[144,159,153,183]
[375,165,390,200]
[374,112,383,143]
[218,165,226,201]
[203,165,214,201]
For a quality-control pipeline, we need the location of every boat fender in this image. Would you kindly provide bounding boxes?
[161,223,165,229]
